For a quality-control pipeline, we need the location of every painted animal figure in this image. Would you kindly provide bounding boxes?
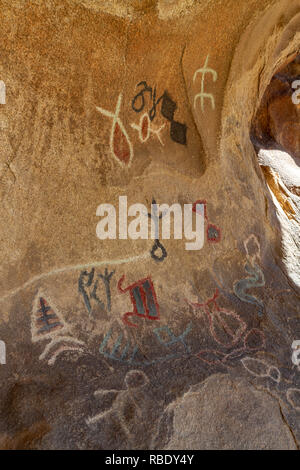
[187,288,247,347]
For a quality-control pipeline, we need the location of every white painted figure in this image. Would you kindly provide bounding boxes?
[193,54,217,112]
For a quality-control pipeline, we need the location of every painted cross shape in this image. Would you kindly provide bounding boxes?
[153,322,193,354]
[193,55,217,112]
[96,93,133,167]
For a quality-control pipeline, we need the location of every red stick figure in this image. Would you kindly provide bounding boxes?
[118,275,160,328]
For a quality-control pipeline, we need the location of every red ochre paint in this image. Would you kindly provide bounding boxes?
[113,122,131,165]
[141,114,150,141]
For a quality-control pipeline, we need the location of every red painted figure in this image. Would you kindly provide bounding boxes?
[118,275,160,328]
[192,200,221,243]
[187,288,246,347]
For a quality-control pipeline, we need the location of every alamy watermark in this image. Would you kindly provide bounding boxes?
[292,80,300,105]
[0,80,5,105]
[96,196,205,251]
[0,340,6,365]
[292,340,300,370]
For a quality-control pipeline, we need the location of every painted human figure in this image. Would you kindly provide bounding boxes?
[86,370,154,445]
[78,267,115,315]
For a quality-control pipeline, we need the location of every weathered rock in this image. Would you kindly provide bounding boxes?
[154,373,297,450]
[0,0,299,450]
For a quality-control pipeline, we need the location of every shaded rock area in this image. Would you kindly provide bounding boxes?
[154,374,297,450]
[0,0,299,450]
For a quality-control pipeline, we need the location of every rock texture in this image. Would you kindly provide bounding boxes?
[154,374,297,450]
[0,0,299,450]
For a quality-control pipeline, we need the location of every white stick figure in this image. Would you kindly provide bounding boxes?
[193,55,217,112]
[86,370,149,441]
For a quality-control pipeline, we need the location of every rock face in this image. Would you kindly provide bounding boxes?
[0,0,299,450]
[154,374,297,450]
